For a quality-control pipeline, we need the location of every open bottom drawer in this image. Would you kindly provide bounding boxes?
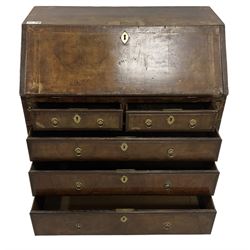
[30,195,216,235]
[29,162,219,195]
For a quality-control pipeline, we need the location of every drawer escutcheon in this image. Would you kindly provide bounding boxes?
[73,114,81,124]
[164,180,172,191]
[189,118,197,128]
[167,115,175,125]
[74,147,82,157]
[167,148,174,158]
[120,143,128,152]
[51,117,59,127]
[75,181,83,191]
[163,221,172,231]
[145,118,153,127]
[97,118,104,127]
[120,215,128,223]
[120,175,128,183]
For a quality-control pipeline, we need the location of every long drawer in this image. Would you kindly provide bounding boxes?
[27,132,221,161]
[29,162,219,195]
[30,195,216,235]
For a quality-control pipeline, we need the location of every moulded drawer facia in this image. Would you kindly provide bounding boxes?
[29,162,219,195]
[30,109,123,130]
[30,195,216,235]
[126,110,217,132]
[27,133,222,161]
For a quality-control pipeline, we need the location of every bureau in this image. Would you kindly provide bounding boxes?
[20,6,228,235]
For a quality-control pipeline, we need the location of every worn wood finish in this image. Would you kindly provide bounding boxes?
[126,110,217,132]
[30,195,216,235]
[29,162,219,195]
[30,109,123,131]
[20,7,227,98]
[27,132,221,161]
[20,6,228,235]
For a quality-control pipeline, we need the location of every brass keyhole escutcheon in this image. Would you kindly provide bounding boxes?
[74,147,82,157]
[121,31,129,44]
[120,215,128,223]
[75,181,83,191]
[76,223,81,230]
[120,175,128,184]
[51,117,59,127]
[145,118,153,128]
[120,143,128,152]
[27,106,32,112]
[167,115,175,125]
[97,118,104,127]
[167,148,174,158]
[163,221,172,231]
[189,118,197,128]
[164,181,171,191]
[73,114,81,124]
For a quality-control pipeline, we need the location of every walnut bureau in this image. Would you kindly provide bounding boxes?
[20,6,228,235]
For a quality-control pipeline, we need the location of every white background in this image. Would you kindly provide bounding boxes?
[0,0,248,249]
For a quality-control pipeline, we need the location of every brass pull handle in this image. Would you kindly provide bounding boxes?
[145,118,153,128]
[167,148,174,158]
[189,118,197,128]
[76,223,81,230]
[74,147,82,157]
[120,143,128,152]
[51,117,59,127]
[75,181,83,191]
[167,115,175,125]
[120,175,128,183]
[164,181,171,191]
[163,221,172,231]
[97,118,104,127]
[73,114,81,124]
[120,215,128,223]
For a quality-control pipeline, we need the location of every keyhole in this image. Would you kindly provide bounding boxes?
[121,31,129,44]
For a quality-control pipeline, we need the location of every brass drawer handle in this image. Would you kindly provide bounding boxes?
[189,118,197,128]
[145,118,153,128]
[73,114,81,124]
[120,175,128,183]
[167,148,174,158]
[167,115,175,125]
[97,118,104,127]
[76,223,81,230]
[163,221,172,231]
[120,143,128,152]
[51,117,59,127]
[164,181,171,191]
[75,181,83,191]
[74,147,82,157]
[120,215,128,223]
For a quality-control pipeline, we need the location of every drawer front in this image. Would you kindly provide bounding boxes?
[29,165,219,195]
[30,196,216,235]
[30,109,123,130]
[27,136,221,161]
[126,111,217,131]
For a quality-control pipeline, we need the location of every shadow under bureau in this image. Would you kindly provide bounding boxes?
[20,6,228,235]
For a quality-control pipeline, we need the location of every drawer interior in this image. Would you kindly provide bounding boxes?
[127,102,215,111]
[34,102,122,110]
[31,161,217,171]
[32,195,214,211]
[29,130,220,138]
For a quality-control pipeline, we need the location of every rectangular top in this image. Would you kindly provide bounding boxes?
[24,6,224,26]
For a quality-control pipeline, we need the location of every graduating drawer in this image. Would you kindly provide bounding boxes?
[30,195,216,235]
[30,108,123,131]
[126,103,217,132]
[27,132,221,161]
[29,162,219,195]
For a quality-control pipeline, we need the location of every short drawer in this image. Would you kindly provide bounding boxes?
[30,108,123,131]
[30,195,216,235]
[126,103,218,132]
[27,131,221,161]
[29,162,219,195]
